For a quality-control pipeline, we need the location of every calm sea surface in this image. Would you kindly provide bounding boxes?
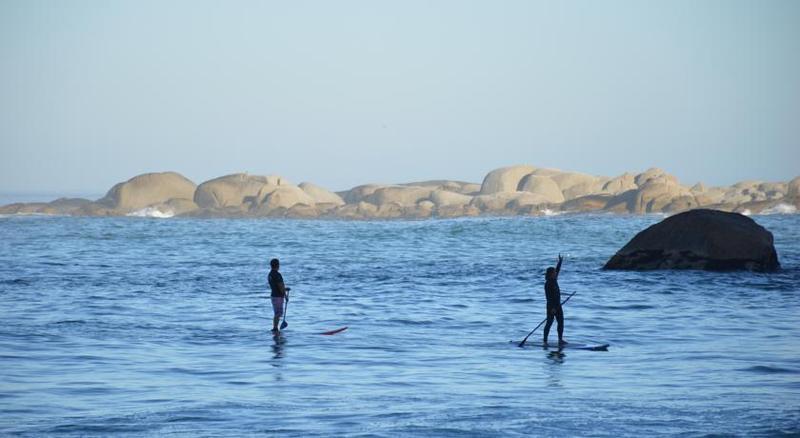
[1,214,798,437]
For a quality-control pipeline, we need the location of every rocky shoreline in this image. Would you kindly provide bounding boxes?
[2,165,798,219]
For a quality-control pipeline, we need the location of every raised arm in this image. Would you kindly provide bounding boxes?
[555,254,563,278]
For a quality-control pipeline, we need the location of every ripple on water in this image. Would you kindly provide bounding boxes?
[0,215,799,436]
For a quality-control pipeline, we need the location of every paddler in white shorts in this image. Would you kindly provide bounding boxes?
[268,258,290,334]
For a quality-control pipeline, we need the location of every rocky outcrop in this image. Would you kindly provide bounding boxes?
[132,198,199,217]
[529,167,563,177]
[551,172,602,200]
[99,172,196,212]
[261,186,315,210]
[633,180,693,213]
[604,209,780,272]
[365,186,433,207]
[693,186,726,206]
[518,175,565,204]
[333,201,378,219]
[430,190,473,207]
[3,167,798,219]
[561,194,613,212]
[601,169,695,214]
[0,198,92,215]
[338,184,382,204]
[470,192,523,212]
[194,173,288,209]
[787,177,800,199]
[479,165,536,194]
[601,173,637,194]
[507,192,556,210]
[401,180,480,195]
[299,182,345,205]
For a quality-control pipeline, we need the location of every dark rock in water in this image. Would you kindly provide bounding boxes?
[604,209,780,272]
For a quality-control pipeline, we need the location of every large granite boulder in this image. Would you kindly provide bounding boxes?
[561,194,613,212]
[365,186,433,207]
[401,180,480,195]
[636,180,693,213]
[333,201,378,219]
[470,192,524,211]
[479,165,536,194]
[551,172,603,200]
[662,195,700,213]
[604,209,780,272]
[435,204,480,218]
[693,186,726,206]
[787,176,800,199]
[299,182,345,205]
[720,186,755,205]
[507,192,555,210]
[721,180,787,204]
[758,182,787,200]
[634,168,678,186]
[601,173,637,194]
[530,167,562,177]
[691,182,706,193]
[261,186,315,210]
[605,176,693,213]
[430,189,473,207]
[284,204,321,218]
[339,184,382,204]
[99,172,196,212]
[194,173,289,209]
[518,175,565,203]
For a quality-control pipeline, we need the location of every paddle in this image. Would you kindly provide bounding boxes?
[280,288,291,329]
[518,291,576,347]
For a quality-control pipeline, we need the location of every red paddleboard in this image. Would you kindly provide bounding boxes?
[320,326,348,335]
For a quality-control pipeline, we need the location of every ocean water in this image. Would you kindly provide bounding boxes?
[1,214,798,437]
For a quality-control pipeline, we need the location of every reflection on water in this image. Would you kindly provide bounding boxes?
[271,334,286,360]
[547,349,566,364]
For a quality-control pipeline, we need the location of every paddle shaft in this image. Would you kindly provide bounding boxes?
[518,291,576,347]
[280,292,289,329]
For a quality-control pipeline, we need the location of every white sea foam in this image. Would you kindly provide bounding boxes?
[127,207,175,218]
[759,203,797,215]
[741,209,752,216]
[542,208,561,216]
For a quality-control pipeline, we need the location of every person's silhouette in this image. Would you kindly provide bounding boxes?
[543,254,567,346]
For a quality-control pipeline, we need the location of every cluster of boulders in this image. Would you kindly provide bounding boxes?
[2,165,798,218]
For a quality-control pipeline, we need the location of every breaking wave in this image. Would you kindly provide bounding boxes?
[759,203,797,215]
[126,207,175,218]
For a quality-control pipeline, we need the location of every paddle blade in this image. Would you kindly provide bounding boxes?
[280,321,288,329]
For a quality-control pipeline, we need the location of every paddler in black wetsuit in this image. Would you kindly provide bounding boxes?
[268,258,290,334]
[543,254,567,346]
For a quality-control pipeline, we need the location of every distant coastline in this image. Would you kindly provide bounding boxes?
[1,165,798,219]
[0,193,103,207]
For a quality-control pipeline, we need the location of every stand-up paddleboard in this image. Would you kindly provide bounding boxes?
[320,326,348,335]
[512,340,609,351]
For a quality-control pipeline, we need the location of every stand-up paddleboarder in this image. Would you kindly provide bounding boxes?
[543,254,567,346]
[268,258,290,334]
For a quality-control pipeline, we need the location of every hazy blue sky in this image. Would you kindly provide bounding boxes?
[1,0,798,196]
